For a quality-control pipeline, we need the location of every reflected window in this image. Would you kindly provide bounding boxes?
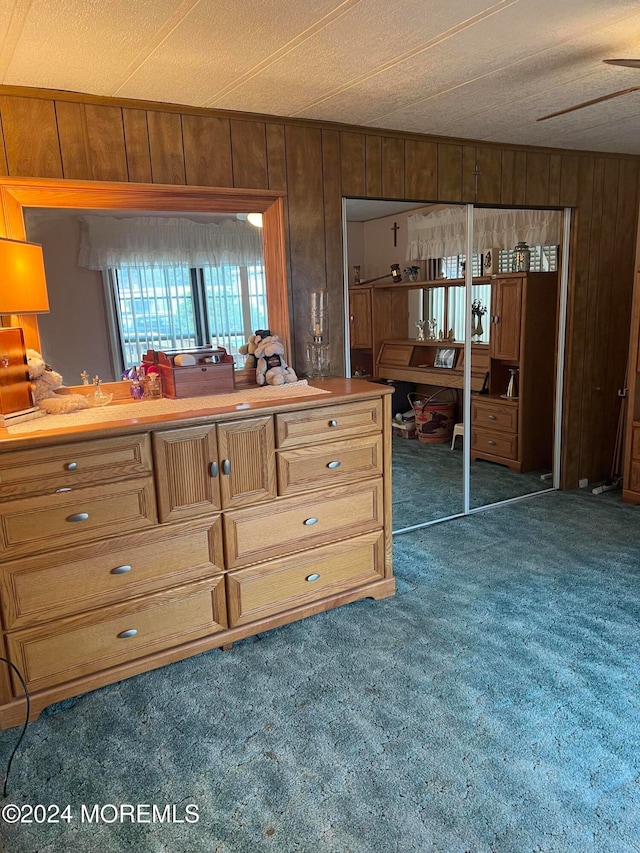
[108,261,267,370]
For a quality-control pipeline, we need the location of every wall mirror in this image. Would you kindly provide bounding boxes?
[343,198,567,531]
[0,178,290,385]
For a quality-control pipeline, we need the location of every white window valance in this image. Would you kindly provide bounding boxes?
[406,207,562,260]
[78,216,264,270]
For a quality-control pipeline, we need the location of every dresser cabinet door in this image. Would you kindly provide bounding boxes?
[216,416,276,509]
[490,276,522,361]
[153,425,220,523]
[349,288,372,348]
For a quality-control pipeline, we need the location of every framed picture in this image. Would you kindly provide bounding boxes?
[434,347,457,369]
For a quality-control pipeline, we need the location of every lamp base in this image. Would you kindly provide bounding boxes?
[0,406,45,428]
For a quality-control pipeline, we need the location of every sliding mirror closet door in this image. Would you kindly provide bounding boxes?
[344,199,469,530]
[467,206,564,510]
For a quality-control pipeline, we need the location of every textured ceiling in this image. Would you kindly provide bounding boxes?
[2,0,640,154]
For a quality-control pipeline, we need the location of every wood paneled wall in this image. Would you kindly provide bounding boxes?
[0,86,638,488]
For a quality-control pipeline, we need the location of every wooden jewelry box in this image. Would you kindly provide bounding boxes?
[143,346,236,398]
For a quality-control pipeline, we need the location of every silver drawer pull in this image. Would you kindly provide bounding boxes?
[488,415,496,420]
[327,460,341,469]
[209,461,219,478]
[55,487,72,493]
[118,629,138,639]
[488,440,496,446]
[67,512,89,522]
[111,565,132,575]
[222,459,231,476]
[65,462,78,471]
[328,419,338,427]
[304,517,318,526]
[306,573,321,582]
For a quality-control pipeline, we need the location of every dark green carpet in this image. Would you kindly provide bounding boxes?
[392,437,551,528]
[1,489,639,852]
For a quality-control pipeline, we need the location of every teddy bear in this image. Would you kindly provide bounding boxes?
[253,335,298,386]
[26,349,90,414]
[238,329,271,370]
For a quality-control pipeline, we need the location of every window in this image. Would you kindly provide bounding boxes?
[107,261,267,371]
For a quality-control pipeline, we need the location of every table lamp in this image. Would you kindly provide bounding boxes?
[0,237,50,426]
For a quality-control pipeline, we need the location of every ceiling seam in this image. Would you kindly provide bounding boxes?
[107,0,205,97]
[201,0,364,108]
[289,0,520,117]
[0,0,34,83]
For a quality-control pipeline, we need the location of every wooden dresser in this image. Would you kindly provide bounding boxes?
[0,379,394,728]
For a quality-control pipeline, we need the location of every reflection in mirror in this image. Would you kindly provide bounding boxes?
[344,199,467,530]
[25,208,267,384]
[468,206,563,510]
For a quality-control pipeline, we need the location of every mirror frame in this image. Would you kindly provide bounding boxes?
[0,177,291,359]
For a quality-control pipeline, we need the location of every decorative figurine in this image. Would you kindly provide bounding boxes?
[415,320,426,341]
[428,319,437,340]
[80,370,89,385]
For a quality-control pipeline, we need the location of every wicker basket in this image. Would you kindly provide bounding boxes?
[408,389,457,444]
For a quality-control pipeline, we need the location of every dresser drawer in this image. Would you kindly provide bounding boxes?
[471,399,518,434]
[0,434,153,500]
[6,578,227,693]
[275,399,382,448]
[471,427,518,460]
[0,517,224,629]
[224,479,384,569]
[226,532,385,627]
[277,434,382,496]
[0,478,157,557]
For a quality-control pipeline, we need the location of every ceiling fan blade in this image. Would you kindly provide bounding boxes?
[603,59,640,69]
[537,85,640,121]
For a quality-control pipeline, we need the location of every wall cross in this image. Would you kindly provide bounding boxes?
[391,221,399,247]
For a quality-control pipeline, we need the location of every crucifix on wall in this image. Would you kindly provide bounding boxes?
[391,221,399,247]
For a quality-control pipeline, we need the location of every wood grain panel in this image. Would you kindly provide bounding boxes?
[322,128,345,371]
[476,146,502,204]
[381,137,404,198]
[84,104,128,182]
[437,143,462,202]
[0,113,7,176]
[405,139,437,201]
[55,101,90,179]
[266,123,287,191]
[285,124,326,368]
[525,152,551,206]
[365,135,381,197]
[230,120,267,189]
[512,150,527,205]
[0,96,63,177]
[559,154,579,207]
[501,149,515,204]
[462,145,476,202]
[182,113,232,187]
[122,108,151,183]
[549,154,562,207]
[147,111,186,185]
[340,132,365,197]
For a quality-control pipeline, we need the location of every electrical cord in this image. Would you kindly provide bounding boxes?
[0,656,30,798]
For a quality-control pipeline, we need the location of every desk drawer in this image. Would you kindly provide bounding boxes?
[471,399,518,434]
[0,434,153,500]
[0,478,157,556]
[224,479,384,569]
[0,517,223,629]
[227,532,385,627]
[277,435,382,496]
[6,578,227,693]
[275,399,382,447]
[471,427,518,460]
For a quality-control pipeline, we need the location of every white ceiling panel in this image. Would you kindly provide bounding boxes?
[112,0,344,105]
[0,0,639,153]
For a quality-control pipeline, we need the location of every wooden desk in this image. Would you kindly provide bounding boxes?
[375,340,489,391]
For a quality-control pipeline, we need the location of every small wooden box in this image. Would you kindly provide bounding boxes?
[143,346,236,399]
[0,328,35,421]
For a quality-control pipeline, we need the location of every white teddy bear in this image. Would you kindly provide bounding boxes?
[253,335,298,386]
[26,349,90,414]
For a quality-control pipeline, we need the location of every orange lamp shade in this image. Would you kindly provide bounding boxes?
[0,237,49,314]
